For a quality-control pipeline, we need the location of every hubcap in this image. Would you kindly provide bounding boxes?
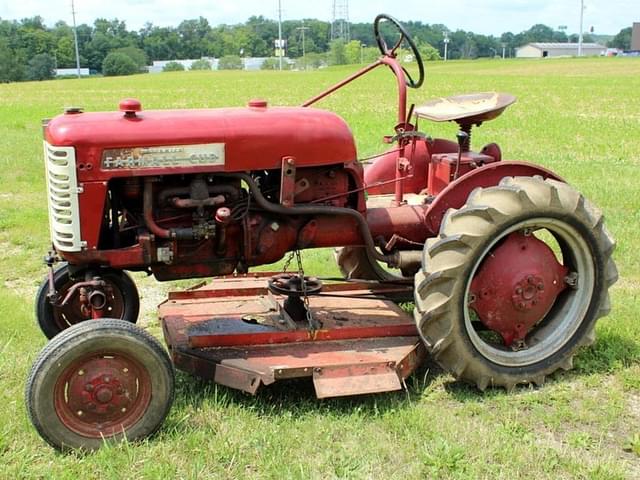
[54,352,151,437]
[469,232,569,346]
[464,217,595,367]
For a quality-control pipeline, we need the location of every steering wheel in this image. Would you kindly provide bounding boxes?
[373,13,425,89]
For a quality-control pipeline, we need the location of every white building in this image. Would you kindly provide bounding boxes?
[516,42,606,58]
[56,68,90,77]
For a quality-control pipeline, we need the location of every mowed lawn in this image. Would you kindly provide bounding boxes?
[0,57,639,479]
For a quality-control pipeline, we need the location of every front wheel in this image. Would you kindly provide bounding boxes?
[25,319,175,451]
[414,176,617,391]
[35,264,140,339]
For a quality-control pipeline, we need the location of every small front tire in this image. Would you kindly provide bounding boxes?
[25,319,175,451]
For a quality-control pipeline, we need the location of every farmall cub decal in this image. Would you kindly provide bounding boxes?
[102,143,225,169]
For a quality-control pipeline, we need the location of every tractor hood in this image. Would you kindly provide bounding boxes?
[45,99,357,179]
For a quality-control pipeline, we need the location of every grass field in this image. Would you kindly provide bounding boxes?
[1,57,639,479]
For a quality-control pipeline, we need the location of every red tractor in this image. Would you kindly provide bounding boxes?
[26,15,617,450]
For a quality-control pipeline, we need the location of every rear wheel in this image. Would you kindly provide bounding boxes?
[35,264,140,339]
[414,176,617,390]
[25,319,174,451]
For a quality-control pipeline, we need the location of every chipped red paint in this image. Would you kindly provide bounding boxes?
[159,275,424,397]
[470,232,569,346]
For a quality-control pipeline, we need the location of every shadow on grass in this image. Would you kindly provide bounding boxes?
[164,329,640,427]
[161,358,445,431]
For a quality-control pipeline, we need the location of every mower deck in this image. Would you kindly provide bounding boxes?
[159,273,425,398]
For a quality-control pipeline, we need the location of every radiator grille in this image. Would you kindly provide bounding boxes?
[43,142,83,252]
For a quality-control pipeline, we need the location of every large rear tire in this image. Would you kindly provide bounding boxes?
[414,176,617,391]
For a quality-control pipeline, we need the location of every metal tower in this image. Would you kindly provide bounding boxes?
[330,0,350,42]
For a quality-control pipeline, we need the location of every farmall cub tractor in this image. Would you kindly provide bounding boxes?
[27,15,617,450]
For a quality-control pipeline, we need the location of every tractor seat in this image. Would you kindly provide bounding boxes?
[414,92,516,124]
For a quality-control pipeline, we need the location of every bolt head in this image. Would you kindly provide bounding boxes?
[537,283,544,291]
[85,383,94,392]
[515,287,523,295]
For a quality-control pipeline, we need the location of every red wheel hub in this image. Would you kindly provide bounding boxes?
[469,232,569,346]
[54,352,152,438]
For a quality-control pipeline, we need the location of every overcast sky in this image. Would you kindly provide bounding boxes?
[0,0,637,35]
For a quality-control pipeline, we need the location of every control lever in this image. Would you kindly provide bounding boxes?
[454,130,470,180]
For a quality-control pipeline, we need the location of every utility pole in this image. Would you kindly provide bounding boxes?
[501,42,506,59]
[277,0,283,70]
[443,31,449,61]
[296,21,309,69]
[71,0,81,78]
[578,0,584,56]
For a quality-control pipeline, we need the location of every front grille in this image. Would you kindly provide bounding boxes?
[43,142,83,252]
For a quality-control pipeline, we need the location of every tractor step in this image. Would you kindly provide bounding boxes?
[159,273,424,398]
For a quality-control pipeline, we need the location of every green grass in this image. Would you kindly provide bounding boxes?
[1,57,639,478]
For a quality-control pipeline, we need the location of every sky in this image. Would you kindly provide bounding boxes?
[0,0,637,36]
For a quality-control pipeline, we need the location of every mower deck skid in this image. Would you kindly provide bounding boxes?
[159,273,424,398]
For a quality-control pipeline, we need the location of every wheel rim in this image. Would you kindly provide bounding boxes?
[52,277,126,331]
[53,351,152,438]
[464,217,595,367]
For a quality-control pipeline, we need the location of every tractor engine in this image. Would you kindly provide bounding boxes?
[43,99,364,281]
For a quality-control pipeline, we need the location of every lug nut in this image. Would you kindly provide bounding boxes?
[515,287,523,295]
[537,283,544,290]
[85,383,94,392]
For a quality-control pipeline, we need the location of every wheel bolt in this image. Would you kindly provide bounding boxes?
[87,403,96,410]
[515,287,523,295]
[78,370,85,376]
[76,410,83,416]
[519,302,526,309]
[85,383,94,392]
[537,283,544,290]
[121,407,127,413]
[527,276,534,284]
[103,376,111,383]
[122,368,129,374]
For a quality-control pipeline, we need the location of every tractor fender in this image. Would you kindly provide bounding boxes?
[424,161,563,235]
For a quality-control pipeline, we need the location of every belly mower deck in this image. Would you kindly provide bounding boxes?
[159,273,425,398]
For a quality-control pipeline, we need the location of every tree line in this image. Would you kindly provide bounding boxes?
[0,15,631,82]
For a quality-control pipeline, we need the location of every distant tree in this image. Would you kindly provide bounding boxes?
[27,53,56,80]
[218,55,243,70]
[608,27,632,50]
[162,61,185,72]
[0,39,26,82]
[419,43,441,61]
[55,36,79,68]
[190,58,212,70]
[260,57,279,70]
[568,33,594,43]
[343,40,362,64]
[102,51,138,76]
[328,39,346,65]
[113,46,148,70]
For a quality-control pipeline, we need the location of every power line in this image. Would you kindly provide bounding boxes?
[71,0,81,78]
[331,0,349,42]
